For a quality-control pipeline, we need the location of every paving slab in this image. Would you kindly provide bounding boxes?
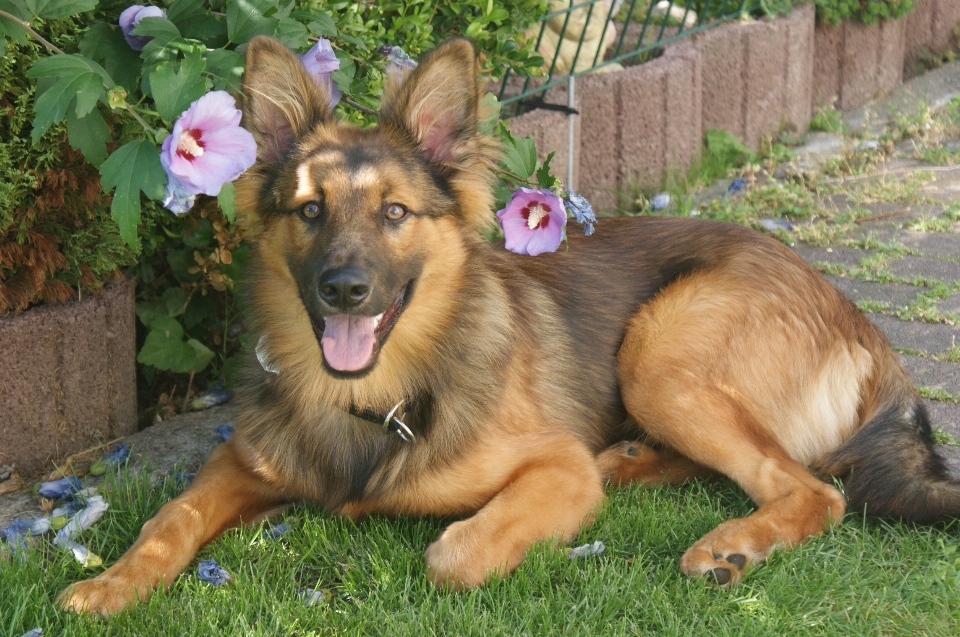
[886,255,960,283]
[826,275,924,309]
[791,245,877,268]
[868,313,960,353]
[900,354,960,395]
[937,294,960,315]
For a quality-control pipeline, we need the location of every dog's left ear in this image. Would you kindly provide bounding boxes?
[380,38,487,169]
[380,38,500,231]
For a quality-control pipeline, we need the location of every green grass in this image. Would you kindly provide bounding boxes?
[4,468,960,636]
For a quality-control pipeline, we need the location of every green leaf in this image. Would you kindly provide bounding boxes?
[218,182,236,223]
[66,107,111,167]
[168,0,226,42]
[161,287,188,317]
[478,92,501,135]
[226,0,279,44]
[186,339,215,372]
[0,0,30,51]
[290,9,336,36]
[535,151,558,190]
[274,16,308,49]
[24,0,96,19]
[167,0,206,24]
[100,140,167,248]
[149,50,206,125]
[204,48,243,92]
[498,123,537,180]
[136,16,183,63]
[79,23,143,94]
[137,315,189,371]
[27,54,112,143]
[330,53,355,95]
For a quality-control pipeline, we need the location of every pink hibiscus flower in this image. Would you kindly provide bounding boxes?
[160,91,257,204]
[118,5,166,52]
[300,38,342,107]
[496,187,567,256]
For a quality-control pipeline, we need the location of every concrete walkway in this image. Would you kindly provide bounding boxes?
[789,59,960,469]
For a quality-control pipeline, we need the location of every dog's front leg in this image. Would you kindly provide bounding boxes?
[424,435,604,589]
[58,440,288,616]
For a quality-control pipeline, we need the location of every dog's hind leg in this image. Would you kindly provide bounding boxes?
[597,440,717,487]
[616,273,852,586]
[424,433,604,589]
[58,440,288,616]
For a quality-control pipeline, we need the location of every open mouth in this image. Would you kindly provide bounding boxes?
[310,281,411,375]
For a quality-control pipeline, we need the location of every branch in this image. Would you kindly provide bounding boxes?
[0,9,65,55]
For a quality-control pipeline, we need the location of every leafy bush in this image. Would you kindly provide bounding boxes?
[0,17,134,313]
[812,0,914,26]
[1,0,564,419]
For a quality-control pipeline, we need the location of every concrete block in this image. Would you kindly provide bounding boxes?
[0,279,137,476]
[578,70,622,212]
[840,19,881,109]
[813,23,844,108]
[743,20,789,149]
[784,4,815,133]
[697,18,747,141]
[877,16,906,100]
[618,58,668,195]
[905,0,936,73]
[663,41,702,176]
[932,0,960,52]
[815,15,907,111]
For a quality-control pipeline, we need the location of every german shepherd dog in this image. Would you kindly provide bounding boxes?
[61,36,960,615]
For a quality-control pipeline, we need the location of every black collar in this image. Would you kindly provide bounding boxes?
[348,400,416,443]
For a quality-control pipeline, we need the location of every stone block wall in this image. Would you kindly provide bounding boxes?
[0,279,137,475]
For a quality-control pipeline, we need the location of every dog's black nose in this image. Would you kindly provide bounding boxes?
[318,267,370,309]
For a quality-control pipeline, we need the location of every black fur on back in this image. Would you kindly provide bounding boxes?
[823,402,960,522]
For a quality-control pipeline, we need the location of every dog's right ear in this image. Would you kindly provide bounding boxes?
[241,37,331,163]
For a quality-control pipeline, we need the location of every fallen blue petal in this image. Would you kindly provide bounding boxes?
[37,476,82,500]
[263,521,288,540]
[51,501,82,519]
[727,177,747,195]
[564,191,598,236]
[90,443,130,476]
[198,559,231,585]
[567,540,605,559]
[759,218,794,232]
[380,44,417,85]
[53,495,108,546]
[61,540,103,568]
[1,519,33,545]
[191,385,234,411]
[298,587,332,606]
[649,193,670,211]
[18,629,42,637]
[215,423,235,443]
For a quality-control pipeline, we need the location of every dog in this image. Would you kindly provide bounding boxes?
[60,36,960,615]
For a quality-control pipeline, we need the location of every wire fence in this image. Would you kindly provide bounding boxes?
[498,0,763,114]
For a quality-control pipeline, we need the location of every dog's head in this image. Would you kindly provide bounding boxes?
[235,37,499,379]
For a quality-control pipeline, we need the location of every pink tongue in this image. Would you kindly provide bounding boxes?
[321,315,379,371]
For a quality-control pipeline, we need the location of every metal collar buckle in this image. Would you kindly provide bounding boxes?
[383,400,416,444]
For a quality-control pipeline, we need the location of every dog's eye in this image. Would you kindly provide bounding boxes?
[301,202,321,219]
[384,204,407,221]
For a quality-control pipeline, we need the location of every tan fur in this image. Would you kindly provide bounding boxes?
[60,37,944,616]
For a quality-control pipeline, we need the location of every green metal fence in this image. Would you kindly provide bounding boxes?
[496,0,764,187]
[498,0,763,112]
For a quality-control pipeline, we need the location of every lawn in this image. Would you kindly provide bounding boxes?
[3,467,960,636]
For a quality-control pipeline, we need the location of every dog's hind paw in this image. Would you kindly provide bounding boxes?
[57,575,148,617]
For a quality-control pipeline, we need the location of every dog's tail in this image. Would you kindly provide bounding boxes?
[820,400,960,522]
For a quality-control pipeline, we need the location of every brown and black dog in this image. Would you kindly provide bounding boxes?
[61,36,960,615]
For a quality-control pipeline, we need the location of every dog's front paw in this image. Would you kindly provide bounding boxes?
[424,520,506,590]
[58,574,150,617]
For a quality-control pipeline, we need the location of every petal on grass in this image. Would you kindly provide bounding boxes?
[198,559,231,585]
